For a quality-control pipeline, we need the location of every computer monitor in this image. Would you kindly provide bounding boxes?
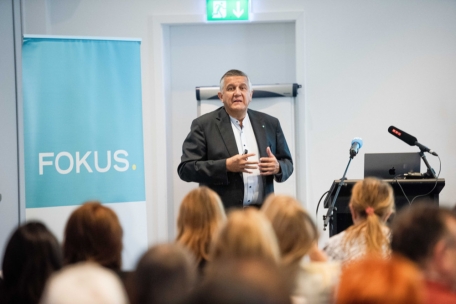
[364,152,421,179]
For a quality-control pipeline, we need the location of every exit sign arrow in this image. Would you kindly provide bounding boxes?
[233,2,244,18]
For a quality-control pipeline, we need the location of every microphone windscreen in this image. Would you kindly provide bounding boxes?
[351,137,363,148]
[388,126,417,146]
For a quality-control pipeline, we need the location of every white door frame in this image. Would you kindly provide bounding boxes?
[149,12,307,240]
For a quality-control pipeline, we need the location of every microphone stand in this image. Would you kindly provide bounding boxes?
[323,155,354,233]
[419,151,436,178]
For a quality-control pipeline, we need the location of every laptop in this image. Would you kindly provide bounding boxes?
[364,152,421,179]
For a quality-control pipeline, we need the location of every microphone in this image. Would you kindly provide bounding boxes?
[388,126,438,156]
[350,137,363,157]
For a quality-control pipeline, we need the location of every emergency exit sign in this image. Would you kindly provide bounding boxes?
[207,0,250,21]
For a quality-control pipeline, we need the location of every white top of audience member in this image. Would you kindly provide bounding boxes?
[291,259,341,304]
[322,226,390,264]
[39,262,128,304]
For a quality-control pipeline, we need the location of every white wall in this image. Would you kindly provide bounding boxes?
[22,0,456,246]
[0,0,22,264]
[168,22,297,237]
[300,0,456,241]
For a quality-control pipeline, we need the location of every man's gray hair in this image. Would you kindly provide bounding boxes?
[219,69,252,92]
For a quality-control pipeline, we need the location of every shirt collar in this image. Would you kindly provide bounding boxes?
[229,113,250,130]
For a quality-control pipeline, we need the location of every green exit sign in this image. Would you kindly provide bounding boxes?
[207,0,250,21]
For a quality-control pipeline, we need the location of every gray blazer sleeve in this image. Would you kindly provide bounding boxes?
[177,118,229,185]
[273,118,293,183]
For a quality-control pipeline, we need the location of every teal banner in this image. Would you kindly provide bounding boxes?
[23,37,145,208]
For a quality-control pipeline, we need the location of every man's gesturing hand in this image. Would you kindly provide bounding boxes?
[226,153,258,173]
[259,147,280,175]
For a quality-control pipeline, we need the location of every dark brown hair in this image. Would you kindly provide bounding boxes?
[391,203,456,267]
[2,221,62,304]
[63,201,123,270]
[190,258,291,304]
[128,243,196,304]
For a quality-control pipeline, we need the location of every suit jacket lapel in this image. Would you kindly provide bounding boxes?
[248,109,268,158]
[216,107,239,157]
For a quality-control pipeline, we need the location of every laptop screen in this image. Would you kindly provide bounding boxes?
[364,152,421,179]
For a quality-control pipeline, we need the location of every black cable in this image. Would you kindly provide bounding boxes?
[410,155,441,204]
[315,190,330,230]
[315,190,330,247]
[393,174,411,205]
[393,155,442,205]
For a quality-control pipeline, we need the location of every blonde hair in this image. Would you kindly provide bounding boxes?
[176,187,226,264]
[262,195,318,265]
[344,177,394,254]
[210,208,281,263]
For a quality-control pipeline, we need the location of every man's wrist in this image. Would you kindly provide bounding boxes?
[226,157,232,172]
[276,164,281,175]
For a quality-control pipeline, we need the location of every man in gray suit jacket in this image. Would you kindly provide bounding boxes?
[178,70,293,209]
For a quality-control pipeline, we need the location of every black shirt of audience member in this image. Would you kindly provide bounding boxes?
[0,276,5,304]
[0,221,62,304]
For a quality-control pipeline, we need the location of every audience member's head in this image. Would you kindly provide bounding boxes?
[210,208,280,263]
[40,262,128,304]
[63,201,123,270]
[1,221,62,304]
[391,203,456,288]
[176,186,226,266]
[335,255,425,304]
[262,194,318,265]
[127,243,197,304]
[345,177,394,254]
[189,258,291,304]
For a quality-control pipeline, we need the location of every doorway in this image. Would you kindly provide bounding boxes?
[150,13,306,239]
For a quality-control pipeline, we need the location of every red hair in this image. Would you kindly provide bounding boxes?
[336,255,425,304]
[63,201,123,270]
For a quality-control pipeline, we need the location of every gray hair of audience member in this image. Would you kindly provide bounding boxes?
[262,194,319,265]
[39,262,128,304]
[219,69,252,92]
[127,243,197,304]
[210,208,281,263]
[391,203,456,267]
[189,257,291,304]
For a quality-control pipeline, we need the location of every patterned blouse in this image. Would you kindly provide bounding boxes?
[322,225,391,264]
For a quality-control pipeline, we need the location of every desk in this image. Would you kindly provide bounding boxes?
[324,178,445,236]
